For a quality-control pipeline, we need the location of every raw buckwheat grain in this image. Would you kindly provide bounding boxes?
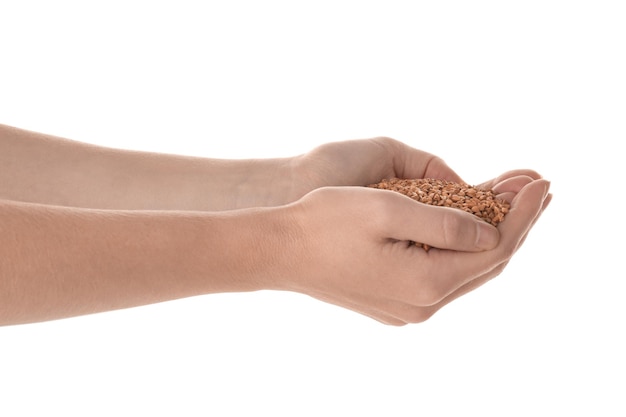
[367,178,510,251]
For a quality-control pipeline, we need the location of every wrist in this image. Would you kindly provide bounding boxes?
[201,203,304,294]
[228,157,301,209]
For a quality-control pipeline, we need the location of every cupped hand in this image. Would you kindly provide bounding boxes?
[278,175,551,325]
[289,137,464,200]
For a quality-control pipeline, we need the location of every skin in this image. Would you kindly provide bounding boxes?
[0,123,551,326]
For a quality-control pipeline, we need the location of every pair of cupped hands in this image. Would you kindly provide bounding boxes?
[266,137,551,325]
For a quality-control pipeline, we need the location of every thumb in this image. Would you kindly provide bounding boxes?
[379,191,500,251]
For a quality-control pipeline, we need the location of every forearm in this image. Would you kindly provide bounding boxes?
[0,123,297,210]
[0,199,290,325]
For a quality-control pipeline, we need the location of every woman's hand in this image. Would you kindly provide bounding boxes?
[288,137,465,201]
[274,174,551,325]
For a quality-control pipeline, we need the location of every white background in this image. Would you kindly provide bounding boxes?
[1,1,624,416]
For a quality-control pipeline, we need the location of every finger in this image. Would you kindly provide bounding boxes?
[502,190,552,255]
[314,283,423,326]
[478,178,550,263]
[388,139,466,183]
[437,189,553,307]
[478,169,543,190]
[418,266,504,320]
[377,190,499,252]
[495,192,517,203]
[383,189,553,320]
[407,179,550,305]
[424,195,552,317]
[478,174,535,204]
[494,175,545,202]
[366,259,509,323]
[421,156,465,183]
[492,175,536,194]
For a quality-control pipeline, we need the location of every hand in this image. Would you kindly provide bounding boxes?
[276,174,551,325]
[289,137,465,200]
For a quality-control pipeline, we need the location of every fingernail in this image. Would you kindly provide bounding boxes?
[476,221,499,250]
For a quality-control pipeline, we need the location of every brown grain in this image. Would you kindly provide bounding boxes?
[367,178,510,251]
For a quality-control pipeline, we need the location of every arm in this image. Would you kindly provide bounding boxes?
[1,176,550,326]
[0,123,465,212]
[0,198,288,325]
[0,123,551,326]
[0,123,297,211]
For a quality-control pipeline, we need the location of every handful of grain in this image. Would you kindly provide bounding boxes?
[367,178,510,251]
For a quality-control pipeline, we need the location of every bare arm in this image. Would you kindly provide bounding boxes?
[0,123,550,327]
[0,175,549,327]
[0,123,296,211]
[0,123,468,212]
[0,198,289,325]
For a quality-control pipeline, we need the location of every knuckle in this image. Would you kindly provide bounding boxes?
[375,190,410,226]
[441,210,468,247]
